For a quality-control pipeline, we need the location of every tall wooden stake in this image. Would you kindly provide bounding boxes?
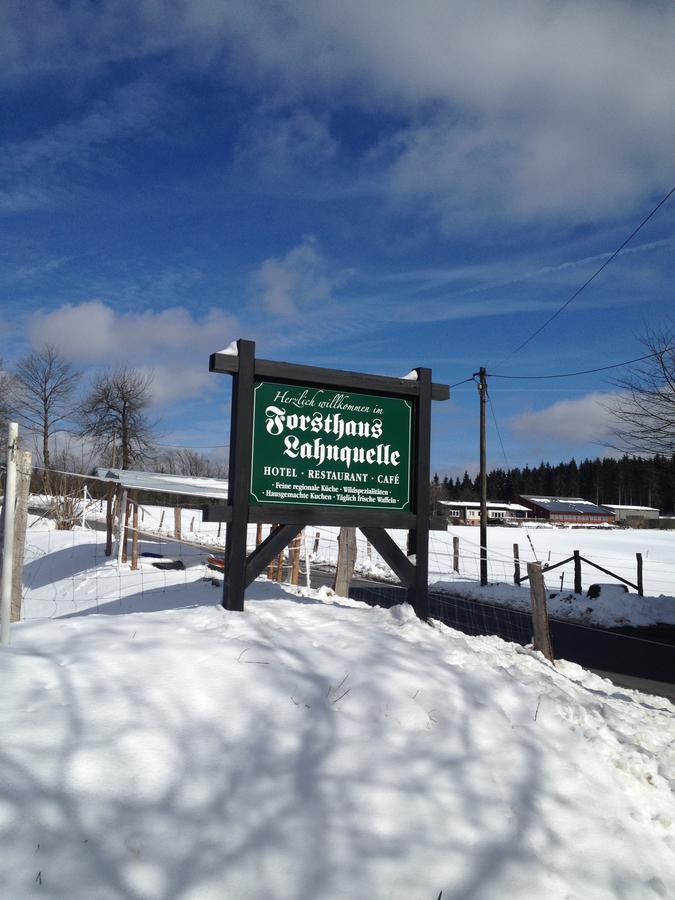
[478,367,488,586]
[0,423,18,645]
[11,450,32,623]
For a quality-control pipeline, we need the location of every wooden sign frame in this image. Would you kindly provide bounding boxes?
[204,339,449,620]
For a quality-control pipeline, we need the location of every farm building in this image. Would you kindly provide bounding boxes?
[440,500,531,525]
[603,504,660,523]
[516,495,615,525]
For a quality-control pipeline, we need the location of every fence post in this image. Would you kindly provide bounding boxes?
[11,450,32,624]
[333,527,357,597]
[0,423,18,645]
[636,553,643,597]
[105,484,114,556]
[304,528,311,590]
[573,550,582,594]
[256,523,263,546]
[527,562,554,663]
[174,506,182,541]
[121,494,131,564]
[453,536,460,574]
[267,525,278,580]
[290,533,301,585]
[117,489,128,568]
[513,542,520,584]
[130,496,140,571]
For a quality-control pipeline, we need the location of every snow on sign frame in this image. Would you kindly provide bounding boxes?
[206,339,449,619]
[249,380,412,511]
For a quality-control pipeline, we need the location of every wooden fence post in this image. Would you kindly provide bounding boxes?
[636,553,643,597]
[313,531,320,556]
[121,494,131,564]
[527,562,554,663]
[130,496,140,571]
[267,525,278,580]
[174,506,182,541]
[256,523,263,546]
[453,536,460,574]
[334,527,357,597]
[159,509,165,531]
[573,550,582,594]
[290,533,301,585]
[116,489,128,568]
[513,543,520,584]
[11,450,32,623]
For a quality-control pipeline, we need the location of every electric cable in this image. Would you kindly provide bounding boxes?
[494,185,675,366]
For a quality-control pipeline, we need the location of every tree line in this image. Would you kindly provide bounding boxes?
[433,453,675,515]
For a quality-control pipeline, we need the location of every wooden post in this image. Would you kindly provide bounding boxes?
[130,495,139,571]
[256,523,263,546]
[121,494,131,564]
[573,550,582,594]
[1,423,18,645]
[313,531,320,555]
[636,553,643,597]
[408,366,432,619]
[453,536,460,574]
[190,516,195,532]
[105,483,114,556]
[267,525,278,579]
[275,548,285,582]
[334,527,357,597]
[290,533,301,585]
[513,543,520,584]
[10,450,31,623]
[217,521,222,539]
[174,506,182,541]
[527,562,554,663]
[222,339,256,611]
[159,510,165,530]
[117,489,128,568]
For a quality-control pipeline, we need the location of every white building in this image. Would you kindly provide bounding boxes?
[603,504,660,523]
[439,500,530,525]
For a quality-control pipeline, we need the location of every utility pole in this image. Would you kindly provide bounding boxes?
[478,368,488,586]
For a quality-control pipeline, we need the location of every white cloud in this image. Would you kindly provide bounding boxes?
[509,392,620,446]
[26,301,239,404]
[252,235,334,316]
[2,1,674,226]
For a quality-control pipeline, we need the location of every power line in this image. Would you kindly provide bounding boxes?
[489,345,675,380]
[495,185,675,365]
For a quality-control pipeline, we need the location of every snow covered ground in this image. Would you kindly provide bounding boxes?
[72,498,675,629]
[2,521,674,898]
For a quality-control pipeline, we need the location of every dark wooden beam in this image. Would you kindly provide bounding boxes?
[409,367,432,620]
[245,524,303,587]
[360,527,416,588]
[209,351,449,401]
[222,339,256,611]
[203,503,447,530]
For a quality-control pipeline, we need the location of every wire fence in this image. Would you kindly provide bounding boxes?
[12,469,674,630]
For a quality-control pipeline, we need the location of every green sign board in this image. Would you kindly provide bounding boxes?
[250,380,412,510]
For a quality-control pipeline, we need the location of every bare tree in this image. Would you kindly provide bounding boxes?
[155,447,227,478]
[79,367,157,469]
[609,322,675,456]
[0,359,13,432]
[10,345,81,476]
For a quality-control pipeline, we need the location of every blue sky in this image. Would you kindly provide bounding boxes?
[2,1,674,478]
